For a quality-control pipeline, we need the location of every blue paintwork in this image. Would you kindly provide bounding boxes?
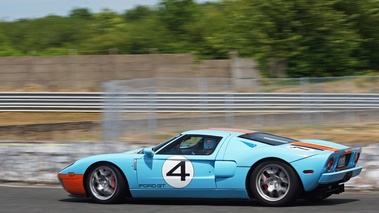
[58,128,363,199]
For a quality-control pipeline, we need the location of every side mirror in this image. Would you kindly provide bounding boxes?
[144,148,155,157]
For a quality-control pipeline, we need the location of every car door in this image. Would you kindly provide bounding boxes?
[134,135,222,198]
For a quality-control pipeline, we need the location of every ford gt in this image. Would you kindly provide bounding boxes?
[58,128,362,206]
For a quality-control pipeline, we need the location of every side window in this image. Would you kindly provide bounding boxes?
[181,136,202,149]
[157,135,222,155]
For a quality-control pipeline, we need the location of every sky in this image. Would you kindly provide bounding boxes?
[0,0,216,21]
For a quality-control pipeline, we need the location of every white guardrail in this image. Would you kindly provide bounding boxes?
[0,92,378,113]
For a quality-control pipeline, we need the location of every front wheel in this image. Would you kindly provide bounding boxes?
[85,163,126,204]
[250,160,300,206]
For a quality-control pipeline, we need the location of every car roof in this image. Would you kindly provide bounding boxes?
[182,128,258,138]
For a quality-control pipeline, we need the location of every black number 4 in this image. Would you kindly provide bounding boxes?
[166,161,190,181]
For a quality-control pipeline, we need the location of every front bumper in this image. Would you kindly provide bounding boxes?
[319,166,363,184]
[57,173,86,196]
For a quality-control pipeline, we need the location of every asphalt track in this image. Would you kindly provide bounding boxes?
[1,184,378,213]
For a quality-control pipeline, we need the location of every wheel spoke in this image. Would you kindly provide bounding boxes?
[93,171,101,182]
[272,167,280,176]
[259,173,269,183]
[278,185,288,195]
[279,171,288,184]
[104,186,114,195]
[99,169,107,177]
[266,168,275,176]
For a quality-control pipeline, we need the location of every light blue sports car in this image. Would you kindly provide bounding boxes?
[58,128,362,206]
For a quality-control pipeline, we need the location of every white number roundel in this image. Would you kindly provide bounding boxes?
[162,156,194,188]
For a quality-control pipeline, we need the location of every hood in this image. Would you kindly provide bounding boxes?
[124,147,145,154]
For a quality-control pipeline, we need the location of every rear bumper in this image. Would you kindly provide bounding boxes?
[319,166,363,184]
[57,173,86,195]
[303,182,345,200]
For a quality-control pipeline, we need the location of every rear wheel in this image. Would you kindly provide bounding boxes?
[250,160,300,206]
[85,163,126,204]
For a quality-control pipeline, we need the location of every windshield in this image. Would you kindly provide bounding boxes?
[238,132,296,146]
[152,134,182,152]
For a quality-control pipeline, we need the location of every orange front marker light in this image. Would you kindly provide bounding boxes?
[68,172,75,177]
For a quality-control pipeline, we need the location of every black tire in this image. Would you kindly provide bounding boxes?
[85,163,126,204]
[250,160,300,206]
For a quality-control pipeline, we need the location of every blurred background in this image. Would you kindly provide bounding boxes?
[1,0,379,144]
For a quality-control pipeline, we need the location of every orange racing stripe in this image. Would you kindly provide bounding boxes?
[291,142,340,152]
[205,128,253,134]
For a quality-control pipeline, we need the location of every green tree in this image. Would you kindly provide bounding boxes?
[223,0,362,77]
[0,1,378,77]
[334,0,379,72]
[79,9,130,54]
[0,15,94,55]
[0,31,22,56]
[124,5,153,22]
[158,0,197,34]
[123,13,175,54]
[69,8,93,20]
[185,2,231,58]
[157,0,200,52]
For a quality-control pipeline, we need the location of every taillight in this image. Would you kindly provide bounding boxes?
[326,157,334,171]
[354,153,360,164]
